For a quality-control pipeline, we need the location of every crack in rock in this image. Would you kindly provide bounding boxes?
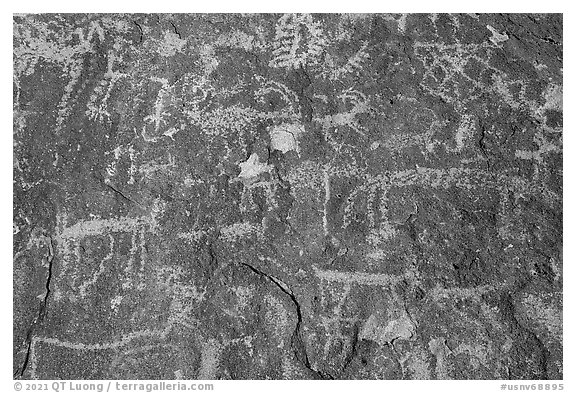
[239,262,326,379]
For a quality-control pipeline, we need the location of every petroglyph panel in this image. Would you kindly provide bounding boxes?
[14,13,562,380]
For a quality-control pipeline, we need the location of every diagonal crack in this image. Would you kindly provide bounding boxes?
[477,118,490,170]
[133,20,144,43]
[15,234,54,378]
[103,178,145,209]
[170,21,182,39]
[40,236,54,321]
[239,262,328,379]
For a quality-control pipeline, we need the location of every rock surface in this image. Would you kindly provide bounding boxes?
[13,13,562,380]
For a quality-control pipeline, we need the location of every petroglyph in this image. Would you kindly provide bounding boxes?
[78,234,115,298]
[219,222,263,243]
[197,339,222,380]
[14,13,562,380]
[57,216,153,241]
[269,14,327,70]
[318,88,370,140]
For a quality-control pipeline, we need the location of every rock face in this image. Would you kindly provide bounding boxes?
[13,14,562,380]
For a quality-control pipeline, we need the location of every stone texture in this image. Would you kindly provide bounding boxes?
[13,13,562,380]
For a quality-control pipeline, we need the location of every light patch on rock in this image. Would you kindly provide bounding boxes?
[264,294,290,348]
[110,295,123,313]
[232,285,255,310]
[156,31,187,57]
[236,153,272,182]
[366,249,386,261]
[270,123,304,154]
[486,25,509,45]
[183,176,205,187]
[198,339,222,379]
[521,293,562,344]
[150,197,168,228]
[177,231,205,243]
[341,14,372,23]
[286,160,323,203]
[199,44,219,76]
[366,222,398,246]
[542,84,563,112]
[454,114,475,151]
[360,311,415,345]
[397,14,408,33]
[429,337,453,380]
[492,74,520,109]
[404,345,431,379]
[215,30,265,52]
[515,150,536,160]
[282,355,304,379]
[220,222,262,242]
